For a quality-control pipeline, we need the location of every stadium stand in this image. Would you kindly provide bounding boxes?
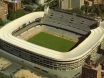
[41,9,98,35]
[17,25,80,41]
[18,25,46,40]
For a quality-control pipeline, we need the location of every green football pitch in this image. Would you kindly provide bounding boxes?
[27,32,76,52]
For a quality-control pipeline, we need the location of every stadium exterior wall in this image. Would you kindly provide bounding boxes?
[0,38,102,71]
[0,12,104,72]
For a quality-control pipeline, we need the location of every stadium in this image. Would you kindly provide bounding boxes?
[0,8,104,78]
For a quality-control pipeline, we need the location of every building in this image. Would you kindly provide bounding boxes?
[59,0,84,10]
[0,2,8,20]
[85,0,102,6]
[0,8,104,78]
[59,0,102,10]
[82,61,102,78]
[94,0,102,4]
[0,5,5,20]
[97,0,102,4]
[84,0,93,6]
[4,0,21,11]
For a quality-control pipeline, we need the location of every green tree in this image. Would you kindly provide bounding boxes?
[91,4,102,16]
[0,18,4,26]
[16,9,27,18]
[7,9,14,19]
[45,0,51,2]
[35,5,45,11]
[22,0,32,4]
[84,1,89,6]
[8,9,27,20]
[71,8,83,14]
[24,6,34,12]
[96,5,102,16]
[81,4,90,14]
[81,5,86,11]
[86,5,90,14]
[47,1,58,8]
[9,12,16,20]
[0,72,13,78]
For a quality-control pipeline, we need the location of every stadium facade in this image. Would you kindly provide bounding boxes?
[0,8,104,78]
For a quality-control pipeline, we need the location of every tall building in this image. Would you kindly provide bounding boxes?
[0,2,8,20]
[82,61,102,78]
[97,0,102,4]
[4,0,21,11]
[59,0,102,10]
[59,0,84,10]
[85,0,102,5]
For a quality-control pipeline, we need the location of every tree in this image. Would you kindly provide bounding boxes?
[71,8,83,14]
[81,5,86,11]
[91,4,103,16]
[0,72,13,78]
[81,4,91,14]
[86,5,90,14]
[9,12,16,20]
[7,9,27,20]
[45,0,51,2]
[7,9,14,19]
[47,1,58,8]
[84,1,89,6]
[35,5,44,11]
[0,18,4,26]
[22,0,32,4]
[96,4,102,16]
[24,6,34,12]
[16,9,27,18]
[21,77,25,78]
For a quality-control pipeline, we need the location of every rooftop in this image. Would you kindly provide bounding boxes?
[84,60,101,70]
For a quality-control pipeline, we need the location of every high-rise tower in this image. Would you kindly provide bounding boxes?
[59,0,84,10]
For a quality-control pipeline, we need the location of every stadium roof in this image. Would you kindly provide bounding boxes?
[0,12,104,61]
[41,9,98,35]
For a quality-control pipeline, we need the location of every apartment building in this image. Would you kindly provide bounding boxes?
[82,61,102,78]
[0,2,8,20]
[4,0,21,11]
